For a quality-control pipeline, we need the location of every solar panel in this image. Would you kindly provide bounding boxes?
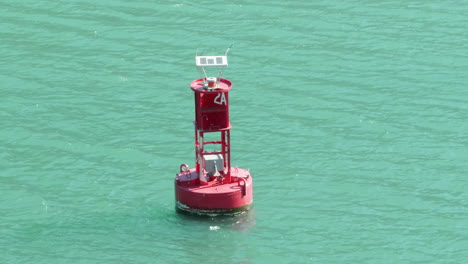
[196,56,228,67]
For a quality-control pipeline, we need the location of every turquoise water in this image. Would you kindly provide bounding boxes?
[2,1,468,263]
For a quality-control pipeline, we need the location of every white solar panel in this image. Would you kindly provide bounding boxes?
[196,56,228,67]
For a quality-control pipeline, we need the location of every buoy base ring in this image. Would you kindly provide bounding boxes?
[175,167,253,217]
[175,202,253,217]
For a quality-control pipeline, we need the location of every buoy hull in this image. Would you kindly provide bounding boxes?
[175,167,253,216]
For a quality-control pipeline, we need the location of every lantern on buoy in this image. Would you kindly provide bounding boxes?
[174,49,253,216]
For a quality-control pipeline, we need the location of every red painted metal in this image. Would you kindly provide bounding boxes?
[175,167,253,214]
[174,78,253,216]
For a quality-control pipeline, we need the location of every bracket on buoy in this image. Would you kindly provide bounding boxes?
[195,46,231,89]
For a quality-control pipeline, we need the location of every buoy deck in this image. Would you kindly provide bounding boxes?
[175,167,253,216]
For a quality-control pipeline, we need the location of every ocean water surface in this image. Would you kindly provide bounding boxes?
[1,1,468,263]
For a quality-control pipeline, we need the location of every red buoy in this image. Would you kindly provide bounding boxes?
[175,51,253,216]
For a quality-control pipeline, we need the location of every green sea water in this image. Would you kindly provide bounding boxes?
[1,1,468,263]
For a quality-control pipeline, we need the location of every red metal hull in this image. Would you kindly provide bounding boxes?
[175,167,253,216]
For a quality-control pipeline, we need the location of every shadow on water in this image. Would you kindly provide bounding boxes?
[174,207,257,232]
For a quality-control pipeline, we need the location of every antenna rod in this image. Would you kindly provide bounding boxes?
[224,44,233,56]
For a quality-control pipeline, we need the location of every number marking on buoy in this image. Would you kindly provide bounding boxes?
[214,93,227,105]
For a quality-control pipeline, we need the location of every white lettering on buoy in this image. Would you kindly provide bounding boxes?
[214,93,226,105]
